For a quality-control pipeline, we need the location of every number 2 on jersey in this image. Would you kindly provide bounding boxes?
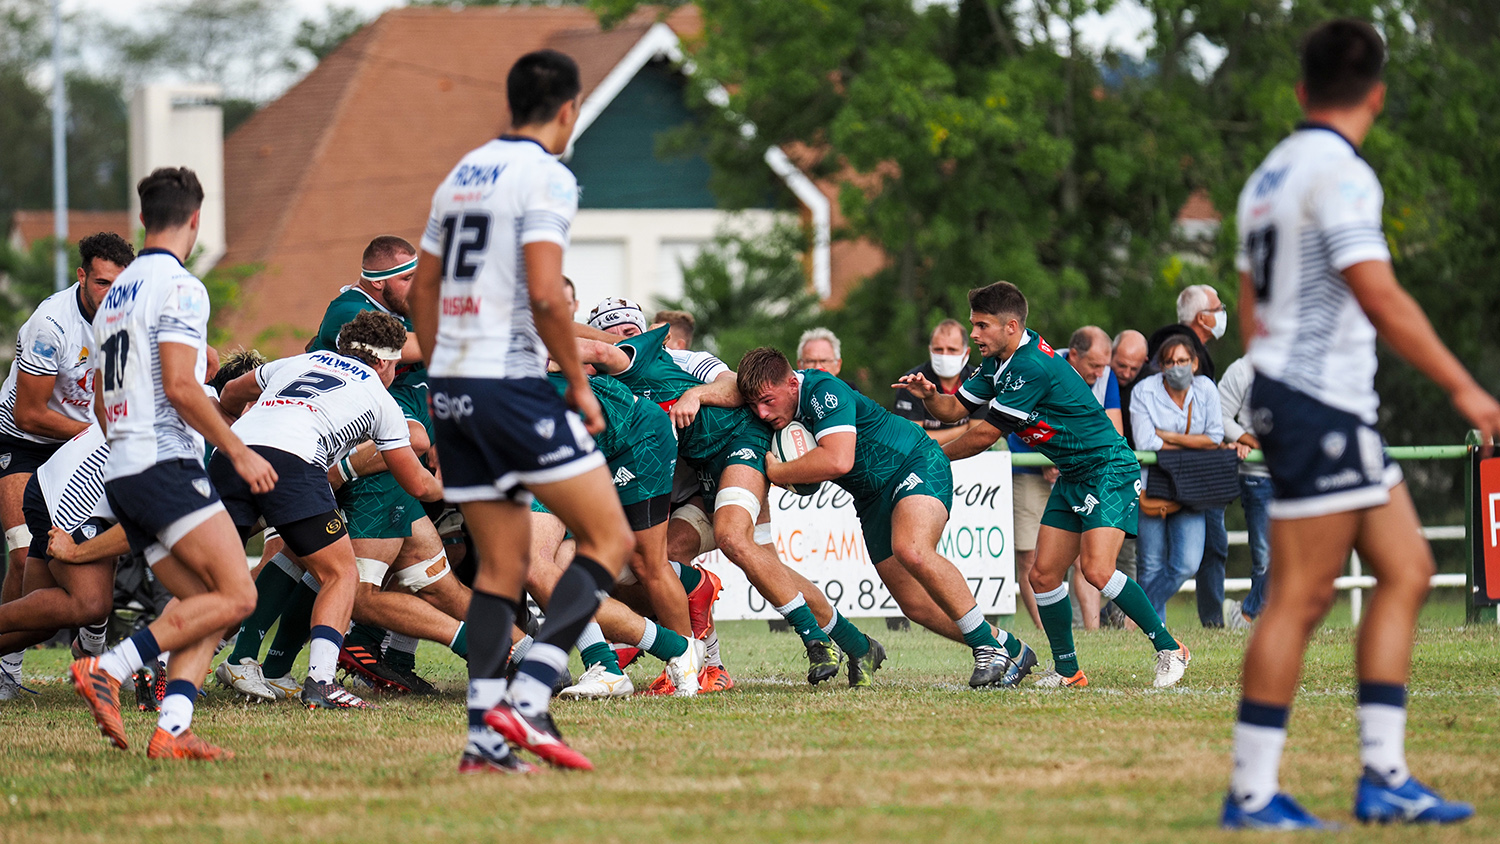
[277,372,345,399]
[439,212,491,282]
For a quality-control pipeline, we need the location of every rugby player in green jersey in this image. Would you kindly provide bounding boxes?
[579,311,880,686]
[739,349,1037,688]
[898,282,1190,689]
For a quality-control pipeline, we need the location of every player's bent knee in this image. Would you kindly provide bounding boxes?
[669,504,717,559]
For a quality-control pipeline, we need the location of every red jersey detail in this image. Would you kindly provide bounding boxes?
[1036,337,1055,357]
[657,399,678,413]
[1018,420,1056,445]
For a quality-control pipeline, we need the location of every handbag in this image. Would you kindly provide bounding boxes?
[1138,394,1188,517]
[1155,448,1242,510]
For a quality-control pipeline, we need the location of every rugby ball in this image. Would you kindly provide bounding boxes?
[772,421,823,496]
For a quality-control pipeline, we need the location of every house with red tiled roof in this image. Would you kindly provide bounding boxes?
[217,5,875,356]
[6,210,135,254]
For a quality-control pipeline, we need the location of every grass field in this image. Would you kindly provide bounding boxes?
[0,595,1496,844]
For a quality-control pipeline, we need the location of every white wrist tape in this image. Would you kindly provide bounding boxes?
[5,525,33,554]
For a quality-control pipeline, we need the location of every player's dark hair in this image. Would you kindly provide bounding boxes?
[209,348,269,392]
[654,310,696,346]
[77,232,134,275]
[338,310,407,369]
[1301,19,1385,109]
[968,281,1027,325]
[562,275,577,300]
[1155,335,1199,368]
[362,235,415,269]
[507,49,581,128]
[137,167,204,231]
[737,347,794,401]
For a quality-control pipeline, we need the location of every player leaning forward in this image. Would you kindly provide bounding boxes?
[738,348,1036,688]
[72,167,278,760]
[1220,19,1500,829]
[898,281,1190,689]
[411,48,635,774]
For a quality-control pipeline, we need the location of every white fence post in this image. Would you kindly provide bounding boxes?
[1349,552,1363,626]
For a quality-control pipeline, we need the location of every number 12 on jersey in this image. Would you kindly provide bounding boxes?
[439,212,492,282]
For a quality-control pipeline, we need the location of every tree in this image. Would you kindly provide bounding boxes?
[294,5,368,63]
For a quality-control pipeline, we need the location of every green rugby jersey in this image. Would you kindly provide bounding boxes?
[313,286,426,393]
[611,324,751,462]
[793,368,935,501]
[546,371,665,461]
[957,329,1137,481]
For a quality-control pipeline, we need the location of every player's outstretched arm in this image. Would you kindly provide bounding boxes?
[160,342,277,493]
[943,419,1003,462]
[576,339,631,374]
[526,241,603,434]
[383,446,444,502]
[47,524,129,564]
[672,372,743,428]
[410,252,443,364]
[1343,260,1500,443]
[894,373,971,423]
[218,370,263,419]
[767,430,854,487]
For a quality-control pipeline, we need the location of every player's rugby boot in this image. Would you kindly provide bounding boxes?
[847,637,887,688]
[805,641,841,685]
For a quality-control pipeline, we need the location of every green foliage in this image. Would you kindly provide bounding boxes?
[0,237,73,337]
[657,223,820,366]
[293,5,367,63]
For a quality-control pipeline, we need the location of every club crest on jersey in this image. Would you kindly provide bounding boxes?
[0,454,9,471]
[81,524,97,540]
[192,478,212,498]
[1321,432,1347,460]
[1000,374,1028,393]
[534,419,556,440]
[1018,420,1056,446]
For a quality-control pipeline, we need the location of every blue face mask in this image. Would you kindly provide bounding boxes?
[1163,364,1194,390]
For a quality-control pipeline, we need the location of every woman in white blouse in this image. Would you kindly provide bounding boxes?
[1130,336,1225,620]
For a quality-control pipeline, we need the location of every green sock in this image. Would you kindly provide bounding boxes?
[580,641,622,673]
[780,600,832,646]
[676,562,703,594]
[261,581,317,678]
[825,611,871,659]
[1110,575,1179,651]
[957,605,1016,655]
[1037,593,1080,677]
[345,622,385,652]
[228,558,298,663]
[449,623,468,658]
[643,621,689,661]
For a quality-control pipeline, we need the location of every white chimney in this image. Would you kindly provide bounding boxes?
[129,84,226,274]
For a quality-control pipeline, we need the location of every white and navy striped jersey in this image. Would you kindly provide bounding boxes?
[232,351,410,470]
[420,136,578,381]
[667,349,729,383]
[1237,123,1391,424]
[35,424,113,530]
[0,284,97,444]
[92,250,211,480]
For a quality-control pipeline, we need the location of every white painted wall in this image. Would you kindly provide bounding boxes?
[129,84,226,274]
[565,209,789,317]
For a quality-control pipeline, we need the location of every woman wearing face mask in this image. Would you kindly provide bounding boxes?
[1129,336,1226,619]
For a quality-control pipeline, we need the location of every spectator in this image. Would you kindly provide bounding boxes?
[1059,326,1123,629]
[562,276,579,319]
[796,328,842,375]
[1104,329,1148,628]
[1111,329,1149,383]
[1218,357,1268,630]
[1130,336,1225,619]
[893,319,983,446]
[1147,284,1231,628]
[653,309,696,351]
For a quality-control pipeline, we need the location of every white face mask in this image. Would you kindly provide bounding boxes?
[930,352,968,379]
[1207,308,1228,340]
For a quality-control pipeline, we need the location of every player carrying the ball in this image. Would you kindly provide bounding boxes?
[738,347,1037,688]
[898,281,1190,689]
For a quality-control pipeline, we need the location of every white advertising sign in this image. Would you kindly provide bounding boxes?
[700,451,1016,619]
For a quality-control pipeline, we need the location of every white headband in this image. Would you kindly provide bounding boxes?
[348,341,403,361]
[360,256,417,282]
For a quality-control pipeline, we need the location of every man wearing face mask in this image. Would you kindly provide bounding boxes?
[1145,285,1230,629]
[892,319,985,446]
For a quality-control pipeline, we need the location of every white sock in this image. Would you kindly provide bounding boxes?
[635,620,657,651]
[773,593,807,616]
[388,632,420,656]
[468,677,506,712]
[157,692,194,737]
[577,622,606,651]
[956,605,986,635]
[78,622,108,656]
[307,636,339,684]
[446,625,464,651]
[509,634,533,666]
[1358,703,1409,786]
[97,639,143,682]
[1230,723,1286,812]
[1,651,23,681]
[508,643,568,717]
